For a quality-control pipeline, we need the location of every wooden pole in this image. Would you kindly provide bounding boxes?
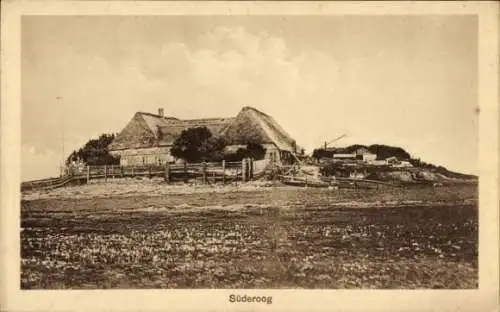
[241,158,247,182]
[222,160,226,184]
[148,165,152,179]
[212,164,215,182]
[86,165,90,184]
[248,158,251,180]
[249,158,254,180]
[104,165,107,182]
[202,162,207,184]
[164,163,171,183]
[131,166,134,177]
[184,162,188,183]
[246,158,249,181]
[121,166,124,178]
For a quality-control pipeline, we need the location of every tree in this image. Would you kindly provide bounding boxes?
[245,142,266,160]
[312,148,333,160]
[367,144,411,160]
[170,127,227,162]
[224,142,266,162]
[201,135,228,162]
[66,133,120,166]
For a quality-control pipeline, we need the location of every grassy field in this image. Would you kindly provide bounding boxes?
[21,183,478,289]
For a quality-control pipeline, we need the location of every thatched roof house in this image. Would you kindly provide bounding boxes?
[109,106,298,166]
[221,107,296,152]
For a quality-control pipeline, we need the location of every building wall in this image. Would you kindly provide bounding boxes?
[110,146,174,166]
[354,147,370,155]
[333,153,357,159]
[111,143,293,166]
[368,160,388,166]
[362,153,377,161]
[225,143,287,164]
[263,144,281,163]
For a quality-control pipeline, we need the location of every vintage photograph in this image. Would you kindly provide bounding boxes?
[20,15,479,290]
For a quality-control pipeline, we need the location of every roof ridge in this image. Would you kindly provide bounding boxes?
[137,111,180,120]
[242,106,270,117]
[181,117,235,121]
[137,111,236,122]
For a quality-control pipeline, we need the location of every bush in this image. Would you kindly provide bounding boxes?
[224,142,266,162]
[366,145,411,160]
[319,163,350,177]
[66,133,120,166]
[170,127,227,162]
[312,148,334,160]
[409,158,477,180]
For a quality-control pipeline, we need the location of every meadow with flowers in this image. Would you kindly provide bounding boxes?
[21,182,477,289]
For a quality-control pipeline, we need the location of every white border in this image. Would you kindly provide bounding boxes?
[1,2,498,312]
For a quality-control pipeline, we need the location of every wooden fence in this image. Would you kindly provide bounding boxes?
[21,158,258,191]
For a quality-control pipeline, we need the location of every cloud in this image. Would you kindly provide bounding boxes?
[23,26,344,178]
[22,22,477,178]
[21,144,61,181]
[123,26,341,144]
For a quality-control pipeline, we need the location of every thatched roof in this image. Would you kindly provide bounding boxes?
[109,111,234,151]
[109,107,296,152]
[220,107,297,152]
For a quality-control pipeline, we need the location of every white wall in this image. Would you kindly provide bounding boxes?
[110,146,174,166]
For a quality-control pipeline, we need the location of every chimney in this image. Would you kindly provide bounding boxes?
[158,108,164,117]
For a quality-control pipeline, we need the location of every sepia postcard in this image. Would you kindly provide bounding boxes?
[1,1,499,312]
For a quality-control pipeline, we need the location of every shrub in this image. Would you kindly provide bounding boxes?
[224,142,266,161]
[171,127,227,162]
[66,133,120,166]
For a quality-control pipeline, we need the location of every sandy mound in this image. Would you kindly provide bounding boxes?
[21,178,277,201]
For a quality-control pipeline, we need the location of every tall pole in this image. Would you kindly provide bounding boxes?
[57,96,65,176]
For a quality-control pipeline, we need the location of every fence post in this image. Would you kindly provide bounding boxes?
[241,158,247,182]
[131,166,135,177]
[222,160,226,184]
[184,162,188,183]
[148,165,152,179]
[212,164,216,182]
[121,166,124,178]
[202,162,207,184]
[249,158,254,180]
[104,165,107,182]
[86,166,90,184]
[164,163,171,183]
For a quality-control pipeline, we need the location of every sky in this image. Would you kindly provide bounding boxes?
[21,15,478,181]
